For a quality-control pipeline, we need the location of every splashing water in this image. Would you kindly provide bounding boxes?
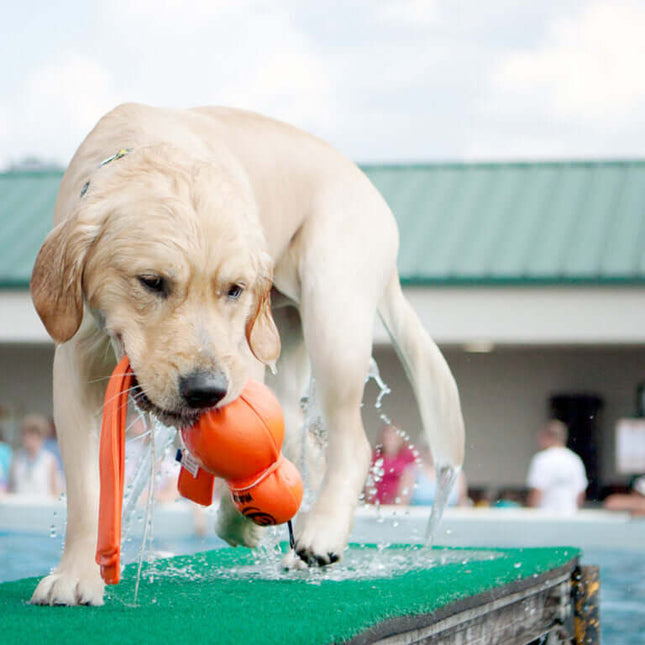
[362,357,458,546]
[150,545,502,584]
[298,376,327,511]
[121,406,177,603]
[366,357,391,409]
[362,358,398,508]
[113,355,461,592]
[122,414,176,524]
[424,464,459,546]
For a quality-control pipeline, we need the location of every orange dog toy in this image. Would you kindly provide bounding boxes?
[96,356,303,585]
[178,380,303,525]
[96,355,133,585]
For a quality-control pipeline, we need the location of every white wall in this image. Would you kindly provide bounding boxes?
[6,286,645,346]
[0,343,54,444]
[2,342,643,492]
[365,345,645,491]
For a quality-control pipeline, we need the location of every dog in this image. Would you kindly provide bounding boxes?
[29,103,465,605]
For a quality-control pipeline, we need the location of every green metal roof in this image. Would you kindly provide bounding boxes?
[362,160,645,286]
[0,171,62,288]
[2,160,645,289]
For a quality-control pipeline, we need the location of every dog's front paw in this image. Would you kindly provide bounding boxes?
[30,566,105,606]
[215,496,264,548]
[293,508,350,567]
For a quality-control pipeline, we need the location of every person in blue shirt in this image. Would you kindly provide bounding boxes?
[397,441,470,507]
[0,426,12,493]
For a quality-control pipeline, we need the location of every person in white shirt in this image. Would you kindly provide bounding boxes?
[526,420,588,513]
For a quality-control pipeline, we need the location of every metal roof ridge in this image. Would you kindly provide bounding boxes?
[0,169,64,178]
[359,158,645,170]
[399,276,645,287]
[3,159,645,177]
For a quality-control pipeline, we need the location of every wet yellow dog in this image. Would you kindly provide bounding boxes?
[30,104,464,605]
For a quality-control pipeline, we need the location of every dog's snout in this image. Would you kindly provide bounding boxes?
[179,371,228,408]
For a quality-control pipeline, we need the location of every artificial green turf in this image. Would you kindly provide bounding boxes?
[0,545,579,645]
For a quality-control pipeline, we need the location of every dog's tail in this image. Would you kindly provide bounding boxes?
[377,270,465,540]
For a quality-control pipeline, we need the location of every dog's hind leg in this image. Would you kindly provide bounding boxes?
[265,303,325,487]
[31,331,112,606]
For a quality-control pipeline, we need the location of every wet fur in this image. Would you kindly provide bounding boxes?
[29,104,464,605]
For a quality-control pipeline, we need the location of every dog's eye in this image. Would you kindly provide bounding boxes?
[138,275,168,297]
[227,284,244,300]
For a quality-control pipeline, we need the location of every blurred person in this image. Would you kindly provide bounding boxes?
[0,430,12,494]
[124,416,149,486]
[9,414,63,498]
[397,442,470,507]
[124,415,211,535]
[125,416,179,504]
[526,420,587,513]
[366,423,415,505]
[0,406,13,492]
[603,475,645,516]
[493,488,526,508]
[155,446,181,504]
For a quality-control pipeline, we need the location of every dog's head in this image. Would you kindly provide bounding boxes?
[31,146,280,424]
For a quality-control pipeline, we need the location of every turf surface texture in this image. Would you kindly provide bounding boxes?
[0,544,580,644]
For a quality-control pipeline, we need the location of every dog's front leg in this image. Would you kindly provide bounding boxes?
[292,292,374,566]
[31,339,108,606]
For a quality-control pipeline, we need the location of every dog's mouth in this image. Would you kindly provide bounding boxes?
[130,374,201,428]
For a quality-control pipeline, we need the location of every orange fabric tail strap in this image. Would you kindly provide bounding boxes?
[96,355,133,585]
[177,449,216,506]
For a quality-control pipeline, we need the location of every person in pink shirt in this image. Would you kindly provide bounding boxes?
[367,423,415,505]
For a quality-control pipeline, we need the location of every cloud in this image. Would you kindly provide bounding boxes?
[93,1,337,133]
[0,1,339,167]
[375,0,439,27]
[0,52,123,169]
[468,0,645,159]
[4,0,645,165]
[492,0,645,121]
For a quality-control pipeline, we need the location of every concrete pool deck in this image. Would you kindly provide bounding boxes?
[2,494,644,551]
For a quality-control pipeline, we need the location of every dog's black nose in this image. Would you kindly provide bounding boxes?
[179,371,228,408]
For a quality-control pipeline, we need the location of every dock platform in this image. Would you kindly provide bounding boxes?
[0,544,597,644]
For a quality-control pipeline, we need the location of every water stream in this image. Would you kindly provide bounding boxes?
[122,356,459,590]
[122,408,177,601]
[150,544,502,584]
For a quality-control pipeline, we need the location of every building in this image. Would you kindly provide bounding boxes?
[2,161,644,496]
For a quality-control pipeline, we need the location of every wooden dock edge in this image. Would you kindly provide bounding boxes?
[347,558,601,644]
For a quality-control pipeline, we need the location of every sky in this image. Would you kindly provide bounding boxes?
[2,0,645,170]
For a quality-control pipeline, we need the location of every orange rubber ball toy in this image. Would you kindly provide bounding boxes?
[96,356,303,586]
[178,379,303,526]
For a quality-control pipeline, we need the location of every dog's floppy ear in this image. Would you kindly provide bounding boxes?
[30,213,99,344]
[245,254,280,368]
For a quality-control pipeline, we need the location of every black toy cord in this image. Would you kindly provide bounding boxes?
[287,520,296,550]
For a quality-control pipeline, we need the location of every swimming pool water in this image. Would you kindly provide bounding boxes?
[583,548,645,645]
[1,533,642,644]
